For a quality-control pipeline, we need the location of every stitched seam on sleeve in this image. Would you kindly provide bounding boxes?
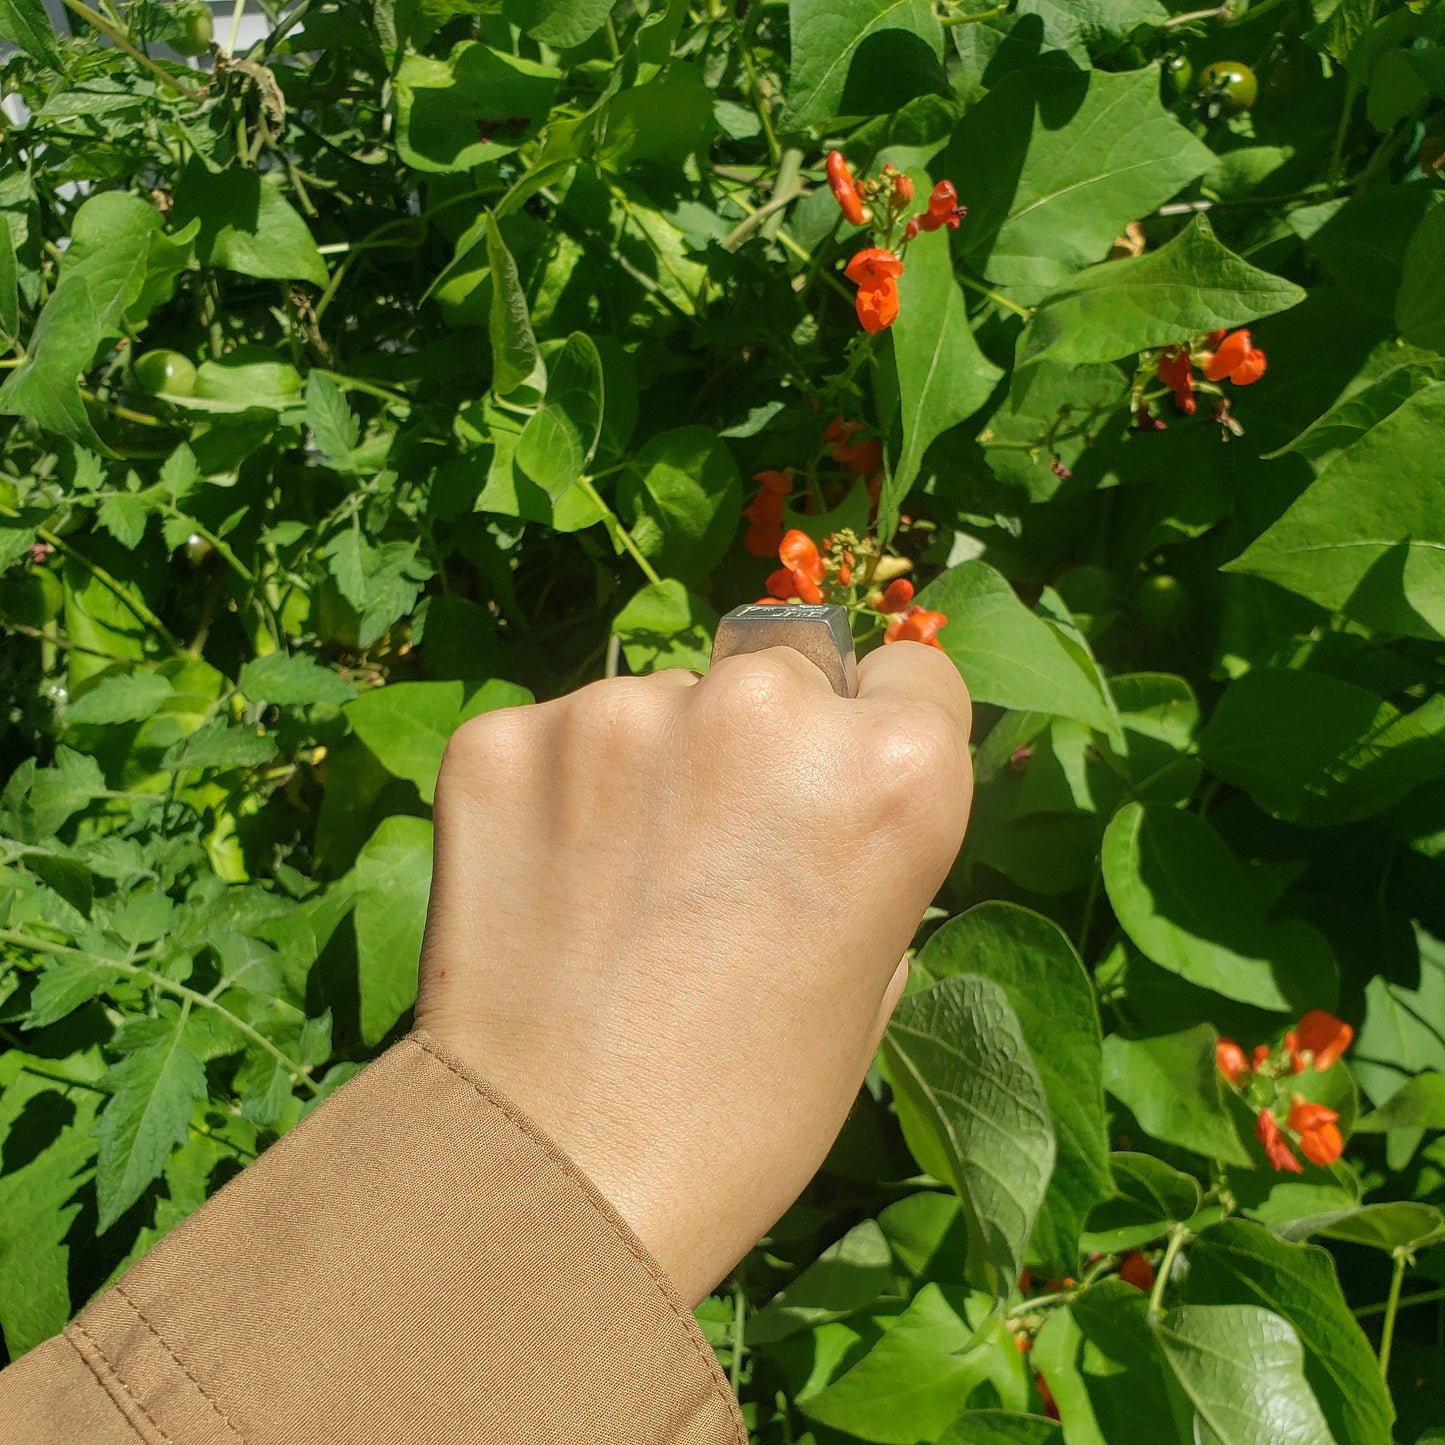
[113,1283,247,1443]
[408,1033,748,1444]
[66,1323,174,1445]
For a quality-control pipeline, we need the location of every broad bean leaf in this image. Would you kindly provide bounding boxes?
[917,902,1110,1274]
[351,815,434,1044]
[949,66,1212,304]
[782,0,946,130]
[1102,803,1332,1012]
[0,192,162,445]
[614,579,716,674]
[1281,1202,1445,1254]
[1200,669,1445,827]
[1102,1026,1250,1166]
[172,163,328,287]
[516,333,604,500]
[393,45,558,171]
[799,1284,1027,1441]
[1396,201,1445,353]
[345,678,532,805]
[617,427,741,586]
[486,215,542,397]
[884,222,1003,538]
[1017,216,1306,368]
[1082,1152,1202,1254]
[95,1013,208,1231]
[746,1219,894,1345]
[1355,1073,1445,1132]
[1187,1220,1394,1445]
[916,561,1114,731]
[1156,1305,1334,1445]
[883,974,1056,1295]
[1228,384,1445,640]
[936,1412,1062,1445]
[504,0,614,47]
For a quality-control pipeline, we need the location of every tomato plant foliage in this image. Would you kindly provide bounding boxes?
[2,0,1445,1437]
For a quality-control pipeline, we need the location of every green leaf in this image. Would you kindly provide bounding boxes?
[618,426,741,587]
[486,215,542,397]
[1187,1219,1394,1445]
[1082,1152,1202,1253]
[161,718,278,773]
[949,66,1213,305]
[172,162,328,287]
[1227,383,1445,640]
[0,211,17,347]
[917,561,1115,732]
[64,670,175,727]
[1200,669,1445,826]
[936,1412,1062,1445]
[0,0,62,67]
[596,68,718,172]
[3,746,106,839]
[782,0,947,130]
[1101,802,1329,1012]
[882,974,1056,1295]
[304,371,360,468]
[1017,215,1306,368]
[393,44,558,172]
[504,0,615,46]
[1355,1072,1445,1132]
[1397,201,1445,353]
[884,223,1003,537]
[614,579,717,674]
[800,1284,1027,1441]
[95,1014,208,1231]
[1291,1201,1445,1253]
[515,333,604,500]
[1155,1305,1336,1445]
[917,903,1110,1274]
[28,958,121,1028]
[747,1219,894,1345]
[1102,1026,1250,1166]
[352,815,434,1044]
[0,192,163,445]
[238,651,357,708]
[345,678,531,806]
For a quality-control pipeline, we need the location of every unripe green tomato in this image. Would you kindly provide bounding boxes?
[1199,60,1258,111]
[170,4,213,55]
[1134,573,1190,632]
[1164,54,1193,97]
[133,348,197,396]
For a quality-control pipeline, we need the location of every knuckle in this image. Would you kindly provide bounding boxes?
[705,650,809,728]
[864,704,967,803]
[566,678,666,751]
[441,706,534,778]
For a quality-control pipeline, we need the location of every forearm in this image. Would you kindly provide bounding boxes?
[0,1033,743,1445]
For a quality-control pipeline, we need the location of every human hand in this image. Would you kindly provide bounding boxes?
[415,643,972,1305]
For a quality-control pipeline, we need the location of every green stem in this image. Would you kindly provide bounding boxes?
[957,271,1032,319]
[59,0,205,99]
[576,477,662,586]
[730,1277,747,1398]
[1149,1227,1189,1320]
[0,929,320,1096]
[737,30,780,167]
[940,4,1007,25]
[1163,4,1229,28]
[1357,1284,1445,1319]
[1377,1248,1408,1378]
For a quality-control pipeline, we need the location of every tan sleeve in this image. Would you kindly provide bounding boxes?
[0,1031,745,1445]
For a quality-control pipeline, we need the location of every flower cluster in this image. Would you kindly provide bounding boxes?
[824,152,967,335]
[1139,327,1267,436]
[1217,1010,1353,1173]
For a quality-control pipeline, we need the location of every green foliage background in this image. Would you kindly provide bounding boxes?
[2,0,1445,1438]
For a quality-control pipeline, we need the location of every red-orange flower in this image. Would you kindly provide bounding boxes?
[879,577,915,613]
[1202,328,1266,385]
[916,179,966,233]
[1118,1250,1155,1292]
[824,416,883,477]
[742,469,793,557]
[1251,1043,1271,1070]
[826,150,868,227]
[773,528,826,604]
[1156,347,1196,415]
[1216,1037,1248,1086]
[1256,1108,1303,1174]
[844,247,904,334]
[885,606,947,648]
[1291,1010,1353,1071]
[1288,1099,1344,1168]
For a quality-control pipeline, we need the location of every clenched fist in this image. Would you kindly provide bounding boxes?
[416,641,972,1305]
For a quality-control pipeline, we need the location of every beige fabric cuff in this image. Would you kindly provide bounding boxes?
[48,1031,745,1444]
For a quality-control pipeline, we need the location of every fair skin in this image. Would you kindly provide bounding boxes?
[416,641,973,1306]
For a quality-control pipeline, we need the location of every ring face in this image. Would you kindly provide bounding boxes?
[710,604,858,698]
